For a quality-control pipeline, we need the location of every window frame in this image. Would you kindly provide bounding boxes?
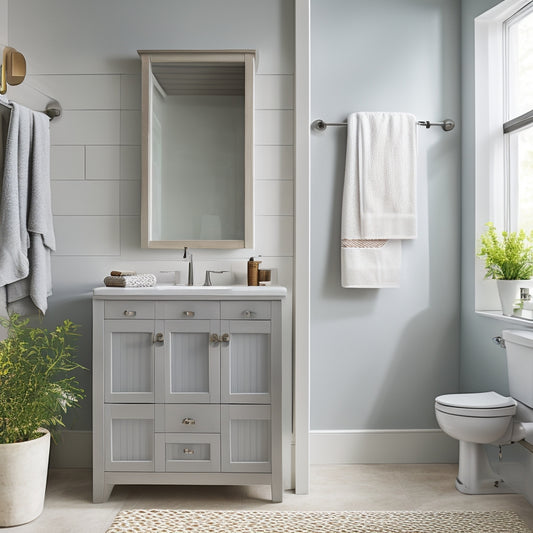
[474,0,533,314]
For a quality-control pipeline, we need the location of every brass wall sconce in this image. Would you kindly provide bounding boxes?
[0,47,27,95]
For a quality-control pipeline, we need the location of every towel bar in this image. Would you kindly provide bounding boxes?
[312,118,455,132]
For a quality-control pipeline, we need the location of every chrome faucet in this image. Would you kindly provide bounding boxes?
[183,247,193,285]
[204,270,228,286]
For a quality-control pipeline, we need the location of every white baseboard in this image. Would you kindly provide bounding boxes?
[48,429,458,469]
[49,430,92,468]
[310,429,458,464]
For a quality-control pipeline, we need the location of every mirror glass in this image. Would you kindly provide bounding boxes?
[139,51,255,249]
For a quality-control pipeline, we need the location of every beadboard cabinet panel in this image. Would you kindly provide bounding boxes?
[104,320,155,403]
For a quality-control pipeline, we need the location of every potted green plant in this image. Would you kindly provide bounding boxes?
[0,314,85,527]
[478,222,533,315]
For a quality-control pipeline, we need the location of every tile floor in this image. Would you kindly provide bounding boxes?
[4,465,533,532]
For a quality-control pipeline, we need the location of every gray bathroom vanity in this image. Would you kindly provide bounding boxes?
[92,285,286,502]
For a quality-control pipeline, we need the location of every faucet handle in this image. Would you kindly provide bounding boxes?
[204,270,228,286]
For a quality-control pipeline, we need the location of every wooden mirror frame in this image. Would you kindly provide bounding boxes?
[138,50,255,249]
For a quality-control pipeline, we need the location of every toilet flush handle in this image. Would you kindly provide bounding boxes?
[492,336,506,349]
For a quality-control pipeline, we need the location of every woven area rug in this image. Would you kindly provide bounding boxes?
[106,509,531,533]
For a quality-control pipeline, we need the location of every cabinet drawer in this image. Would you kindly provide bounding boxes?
[221,301,271,320]
[156,301,219,320]
[105,301,155,319]
[163,405,220,433]
[155,433,220,472]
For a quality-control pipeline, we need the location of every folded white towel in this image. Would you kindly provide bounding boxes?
[104,274,157,288]
[341,112,417,288]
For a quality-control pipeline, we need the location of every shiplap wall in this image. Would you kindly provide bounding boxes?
[7,0,294,438]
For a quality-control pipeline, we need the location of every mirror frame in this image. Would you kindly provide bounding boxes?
[138,49,255,249]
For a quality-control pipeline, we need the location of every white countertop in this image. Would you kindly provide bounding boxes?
[93,285,287,300]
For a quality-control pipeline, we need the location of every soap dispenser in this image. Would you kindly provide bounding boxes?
[247,257,261,286]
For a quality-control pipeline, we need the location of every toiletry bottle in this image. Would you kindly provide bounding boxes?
[247,257,261,286]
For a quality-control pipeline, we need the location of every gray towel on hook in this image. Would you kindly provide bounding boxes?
[1,105,55,315]
[0,103,30,289]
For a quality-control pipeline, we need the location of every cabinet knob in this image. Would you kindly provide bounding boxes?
[183,311,195,317]
[123,310,137,317]
[182,417,196,425]
[242,310,256,318]
[221,333,230,343]
[153,332,164,344]
[210,333,220,344]
[183,448,195,455]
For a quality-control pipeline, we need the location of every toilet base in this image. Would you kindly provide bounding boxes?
[456,441,515,495]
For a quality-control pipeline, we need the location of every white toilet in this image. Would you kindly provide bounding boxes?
[435,329,533,495]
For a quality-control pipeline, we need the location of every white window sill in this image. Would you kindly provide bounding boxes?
[476,310,533,327]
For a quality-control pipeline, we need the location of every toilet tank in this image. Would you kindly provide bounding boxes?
[502,329,533,408]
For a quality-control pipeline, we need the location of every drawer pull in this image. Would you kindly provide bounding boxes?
[183,311,195,318]
[123,310,137,317]
[242,310,256,318]
[183,448,195,455]
[153,332,164,344]
[221,333,230,343]
[181,417,196,425]
[210,333,220,344]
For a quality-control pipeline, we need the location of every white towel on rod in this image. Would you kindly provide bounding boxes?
[341,112,417,288]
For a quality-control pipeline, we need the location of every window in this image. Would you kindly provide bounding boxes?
[475,0,533,313]
[505,3,533,233]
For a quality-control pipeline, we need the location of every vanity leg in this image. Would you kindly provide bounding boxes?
[271,479,283,503]
[93,482,114,503]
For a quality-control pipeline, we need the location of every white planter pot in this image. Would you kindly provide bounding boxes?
[0,429,50,527]
[496,280,523,316]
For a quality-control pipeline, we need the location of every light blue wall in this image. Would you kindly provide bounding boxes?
[310,0,462,430]
[460,0,512,395]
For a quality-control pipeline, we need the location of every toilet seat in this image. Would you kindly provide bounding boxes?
[435,391,516,417]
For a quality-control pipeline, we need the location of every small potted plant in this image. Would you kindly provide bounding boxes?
[0,314,85,527]
[478,222,533,315]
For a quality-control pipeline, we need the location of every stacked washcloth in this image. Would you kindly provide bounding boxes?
[104,273,157,288]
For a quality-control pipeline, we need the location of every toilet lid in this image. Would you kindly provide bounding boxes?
[435,391,517,417]
[436,391,516,409]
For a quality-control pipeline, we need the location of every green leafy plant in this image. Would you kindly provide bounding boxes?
[0,314,85,444]
[479,222,533,280]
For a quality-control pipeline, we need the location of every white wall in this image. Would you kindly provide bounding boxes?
[6,0,294,440]
[309,0,461,461]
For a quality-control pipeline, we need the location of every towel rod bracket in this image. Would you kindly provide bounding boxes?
[45,100,62,120]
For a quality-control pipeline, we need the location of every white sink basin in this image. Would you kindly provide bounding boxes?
[154,285,233,290]
[94,285,286,299]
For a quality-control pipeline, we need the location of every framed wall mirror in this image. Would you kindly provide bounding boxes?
[138,50,255,249]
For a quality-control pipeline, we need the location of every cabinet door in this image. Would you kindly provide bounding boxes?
[220,320,271,404]
[104,404,155,472]
[221,405,271,473]
[104,320,155,403]
[161,320,220,403]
